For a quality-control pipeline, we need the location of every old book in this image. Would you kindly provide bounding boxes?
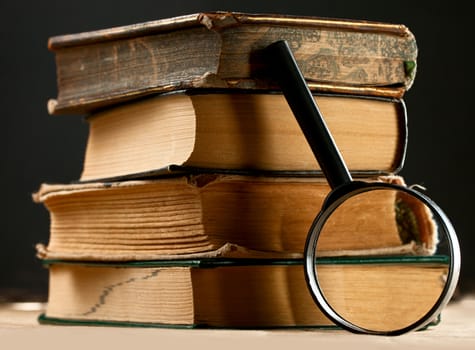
[77,91,407,182]
[33,174,436,261]
[47,11,417,115]
[38,257,448,329]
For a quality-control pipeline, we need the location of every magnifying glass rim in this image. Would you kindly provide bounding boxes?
[304,182,461,336]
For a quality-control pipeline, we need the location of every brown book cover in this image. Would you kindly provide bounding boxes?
[47,11,417,115]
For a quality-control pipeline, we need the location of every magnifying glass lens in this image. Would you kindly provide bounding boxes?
[308,188,454,333]
[265,40,459,335]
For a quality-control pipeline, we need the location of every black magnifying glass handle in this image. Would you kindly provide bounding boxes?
[265,40,352,190]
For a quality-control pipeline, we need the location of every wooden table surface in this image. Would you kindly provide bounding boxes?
[1,296,474,350]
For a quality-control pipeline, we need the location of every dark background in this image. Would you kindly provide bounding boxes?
[1,1,474,301]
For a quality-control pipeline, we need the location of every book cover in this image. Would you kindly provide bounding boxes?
[47,11,417,114]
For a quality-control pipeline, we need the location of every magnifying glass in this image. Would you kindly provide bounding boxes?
[265,40,461,335]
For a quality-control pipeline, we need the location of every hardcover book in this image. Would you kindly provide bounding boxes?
[47,11,417,115]
[39,256,447,329]
[78,90,407,181]
[34,174,437,261]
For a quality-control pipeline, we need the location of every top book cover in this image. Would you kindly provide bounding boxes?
[47,11,418,115]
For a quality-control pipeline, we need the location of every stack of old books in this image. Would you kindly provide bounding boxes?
[34,12,435,329]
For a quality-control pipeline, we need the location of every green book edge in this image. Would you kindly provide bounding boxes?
[37,314,339,330]
[38,312,441,331]
[41,255,450,268]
